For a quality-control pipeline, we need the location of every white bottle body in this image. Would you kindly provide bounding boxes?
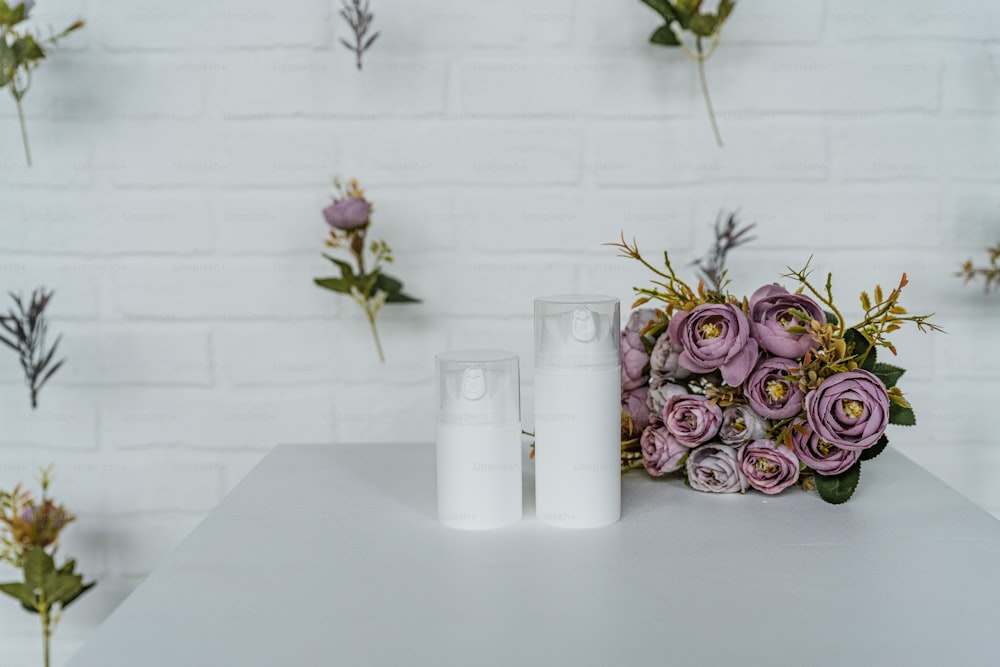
[436,423,522,530]
[534,365,621,528]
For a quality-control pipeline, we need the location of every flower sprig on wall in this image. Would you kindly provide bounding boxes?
[0,1,85,166]
[0,287,65,409]
[339,0,379,71]
[0,467,95,667]
[640,0,734,146]
[958,243,1000,293]
[314,178,419,362]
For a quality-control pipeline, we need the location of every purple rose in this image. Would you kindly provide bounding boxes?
[744,357,806,420]
[649,333,691,382]
[686,444,748,493]
[739,439,800,495]
[804,369,889,450]
[748,284,827,359]
[622,386,650,432]
[323,197,371,230]
[792,425,861,476]
[719,404,768,446]
[667,303,759,386]
[621,309,656,391]
[646,380,688,420]
[663,394,723,447]
[641,424,688,476]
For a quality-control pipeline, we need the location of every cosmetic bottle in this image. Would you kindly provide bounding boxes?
[534,295,621,529]
[435,349,522,530]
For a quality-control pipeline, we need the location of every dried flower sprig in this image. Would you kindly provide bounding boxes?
[957,243,1000,294]
[338,0,379,71]
[0,466,94,667]
[314,178,419,362]
[640,0,735,146]
[692,210,756,294]
[1,1,85,165]
[0,287,65,409]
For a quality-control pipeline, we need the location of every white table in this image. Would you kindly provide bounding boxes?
[69,444,1000,666]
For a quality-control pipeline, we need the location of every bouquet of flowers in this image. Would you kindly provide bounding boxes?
[612,235,942,504]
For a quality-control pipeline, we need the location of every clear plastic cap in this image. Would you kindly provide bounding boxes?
[534,295,621,370]
[436,349,521,427]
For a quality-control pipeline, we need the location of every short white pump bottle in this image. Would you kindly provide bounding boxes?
[533,295,621,529]
[435,349,523,530]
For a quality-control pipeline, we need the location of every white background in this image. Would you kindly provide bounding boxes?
[1,0,998,663]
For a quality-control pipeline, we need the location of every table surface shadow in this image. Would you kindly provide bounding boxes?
[69,443,1000,667]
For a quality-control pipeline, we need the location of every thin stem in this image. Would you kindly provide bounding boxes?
[14,94,31,167]
[41,608,50,667]
[696,38,723,147]
[365,307,385,363]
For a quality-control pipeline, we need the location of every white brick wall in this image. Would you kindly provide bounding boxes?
[0,0,997,663]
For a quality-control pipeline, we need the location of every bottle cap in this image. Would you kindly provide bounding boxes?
[534,295,621,370]
[436,349,520,427]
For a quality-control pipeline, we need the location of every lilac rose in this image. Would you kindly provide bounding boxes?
[622,386,651,432]
[686,444,748,493]
[323,197,371,230]
[649,333,691,382]
[744,357,806,420]
[641,424,689,476]
[646,380,688,420]
[739,439,800,495]
[804,369,889,450]
[748,284,827,359]
[663,394,723,447]
[621,309,657,391]
[667,303,759,386]
[792,425,861,476]
[719,404,768,446]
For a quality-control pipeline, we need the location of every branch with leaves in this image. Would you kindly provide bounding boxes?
[0,287,65,409]
[0,1,84,166]
[314,178,419,362]
[640,0,734,146]
[0,467,94,667]
[957,243,1000,294]
[339,0,379,71]
[692,210,756,293]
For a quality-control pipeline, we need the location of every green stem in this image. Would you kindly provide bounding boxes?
[696,38,723,147]
[365,307,385,363]
[14,94,31,167]
[41,607,50,667]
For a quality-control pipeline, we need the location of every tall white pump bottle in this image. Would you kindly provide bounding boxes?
[533,295,621,529]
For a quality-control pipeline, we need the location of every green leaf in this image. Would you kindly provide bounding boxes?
[0,582,38,610]
[824,310,839,326]
[383,290,420,304]
[640,0,678,22]
[313,277,353,295]
[861,434,888,461]
[688,13,717,37]
[43,572,82,606]
[0,3,27,27]
[649,24,680,46]
[844,328,876,371]
[12,35,44,63]
[23,547,54,589]
[375,273,420,303]
[62,580,95,610]
[717,0,735,24]
[872,362,905,389]
[815,460,862,505]
[322,255,357,283]
[889,402,916,426]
